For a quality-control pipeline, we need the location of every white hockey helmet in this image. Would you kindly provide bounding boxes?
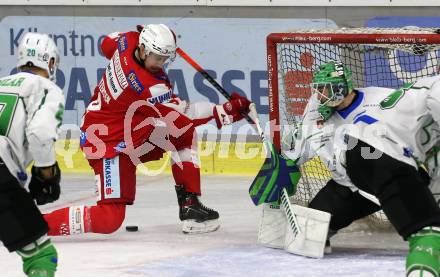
[17,32,60,82]
[137,24,176,62]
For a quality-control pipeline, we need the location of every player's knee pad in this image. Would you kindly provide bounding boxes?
[0,186,48,252]
[378,177,440,239]
[406,227,440,277]
[89,203,126,234]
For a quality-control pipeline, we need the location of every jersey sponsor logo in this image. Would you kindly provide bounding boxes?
[94,174,102,201]
[147,83,173,104]
[103,156,121,199]
[113,51,128,89]
[403,147,414,158]
[105,51,128,100]
[16,171,27,181]
[117,34,128,53]
[80,130,87,146]
[69,206,84,235]
[380,82,415,110]
[114,141,126,152]
[98,79,111,104]
[127,71,144,94]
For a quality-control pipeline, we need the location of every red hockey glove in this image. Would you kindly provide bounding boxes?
[213,92,251,129]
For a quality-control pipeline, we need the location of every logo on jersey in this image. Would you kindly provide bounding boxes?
[103,157,121,199]
[114,141,126,153]
[69,206,85,235]
[80,130,87,146]
[128,71,144,94]
[118,34,128,53]
[105,51,128,100]
[17,171,27,182]
[353,111,378,125]
[380,82,415,110]
[98,79,111,104]
[95,174,101,201]
[147,83,173,104]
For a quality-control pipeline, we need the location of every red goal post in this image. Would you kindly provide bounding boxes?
[266,28,440,222]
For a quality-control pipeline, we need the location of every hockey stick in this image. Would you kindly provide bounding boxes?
[247,105,301,205]
[176,47,299,204]
[177,47,301,237]
[176,48,256,126]
[247,104,301,238]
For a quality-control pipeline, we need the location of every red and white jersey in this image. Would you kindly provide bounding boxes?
[81,31,215,159]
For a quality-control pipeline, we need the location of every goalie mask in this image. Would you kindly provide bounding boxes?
[137,24,177,63]
[17,32,60,82]
[311,61,353,121]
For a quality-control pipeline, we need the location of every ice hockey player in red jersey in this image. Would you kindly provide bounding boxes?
[44,24,251,235]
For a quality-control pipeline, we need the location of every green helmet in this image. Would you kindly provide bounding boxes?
[311,61,354,120]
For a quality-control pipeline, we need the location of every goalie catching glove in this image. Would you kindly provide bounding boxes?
[29,162,61,205]
[249,143,301,205]
[213,92,251,128]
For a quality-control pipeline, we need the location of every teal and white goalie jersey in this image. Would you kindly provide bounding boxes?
[0,72,64,184]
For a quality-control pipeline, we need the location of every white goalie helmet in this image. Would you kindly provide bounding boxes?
[17,32,60,82]
[137,24,176,62]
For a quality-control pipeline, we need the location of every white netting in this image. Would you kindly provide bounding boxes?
[272,27,440,227]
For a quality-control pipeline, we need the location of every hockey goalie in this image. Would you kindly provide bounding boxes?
[252,61,440,277]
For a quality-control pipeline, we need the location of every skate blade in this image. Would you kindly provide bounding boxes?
[182,219,220,234]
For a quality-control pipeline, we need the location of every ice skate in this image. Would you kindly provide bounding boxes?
[176,186,220,234]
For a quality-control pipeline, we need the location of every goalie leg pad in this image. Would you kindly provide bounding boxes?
[283,204,331,258]
[258,203,287,249]
[0,166,48,252]
[346,139,440,239]
[406,227,440,277]
[182,219,220,234]
[258,203,331,258]
[309,179,381,232]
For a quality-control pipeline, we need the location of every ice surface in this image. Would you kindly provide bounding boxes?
[0,174,406,277]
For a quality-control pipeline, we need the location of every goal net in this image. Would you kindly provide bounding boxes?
[267,27,440,226]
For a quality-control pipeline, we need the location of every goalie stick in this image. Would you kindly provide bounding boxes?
[248,102,301,239]
[176,47,301,238]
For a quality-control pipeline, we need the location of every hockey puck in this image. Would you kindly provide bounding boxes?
[125,225,139,232]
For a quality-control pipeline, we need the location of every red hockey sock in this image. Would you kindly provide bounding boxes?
[172,161,201,195]
[89,204,126,233]
[44,207,71,236]
[44,203,126,236]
